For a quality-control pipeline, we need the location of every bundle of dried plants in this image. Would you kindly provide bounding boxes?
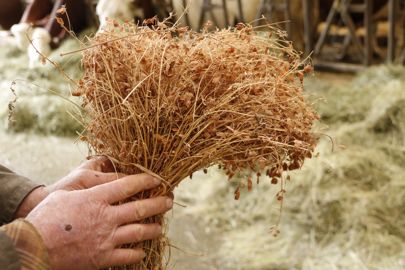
[74,18,319,269]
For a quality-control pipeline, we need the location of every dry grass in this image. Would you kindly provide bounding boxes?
[0,30,89,135]
[75,19,318,269]
[174,65,405,270]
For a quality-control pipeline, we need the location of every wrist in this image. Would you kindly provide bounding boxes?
[15,186,49,218]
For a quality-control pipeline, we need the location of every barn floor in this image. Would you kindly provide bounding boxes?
[1,32,405,270]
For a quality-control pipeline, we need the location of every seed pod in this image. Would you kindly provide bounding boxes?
[282,163,288,171]
[247,177,253,191]
[228,171,235,180]
[72,90,82,96]
[297,71,304,83]
[289,161,300,170]
[303,64,313,74]
[234,186,240,200]
[77,20,319,268]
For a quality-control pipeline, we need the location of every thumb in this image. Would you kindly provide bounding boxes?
[79,156,116,173]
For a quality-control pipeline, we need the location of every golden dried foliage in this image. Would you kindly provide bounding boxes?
[76,19,319,269]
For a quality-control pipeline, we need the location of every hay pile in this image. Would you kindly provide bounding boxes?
[0,31,88,136]
[173,65,405,269]
[76,20,318,269]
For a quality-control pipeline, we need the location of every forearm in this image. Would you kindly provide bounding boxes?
[0,219,49,270]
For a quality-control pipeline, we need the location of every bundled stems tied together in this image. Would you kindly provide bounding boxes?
[75,18,319,269]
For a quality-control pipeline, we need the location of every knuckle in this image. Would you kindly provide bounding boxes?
[138,174,155,187]
[120,185,132,198]
[47,190,69,201]
[110,172,123,181]
[116,178,132,198]
[50,189,68,196]
[75,169,91,180]
[133,204,146,220]
[133,225,145,242]
[85,156,105,171]
[128,250,143,263]
[97,156,111,170]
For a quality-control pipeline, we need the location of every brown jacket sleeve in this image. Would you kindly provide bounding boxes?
[0,219,49,270]
[0,166,49,269]
[0,229,21,270]
[0,164,41,225]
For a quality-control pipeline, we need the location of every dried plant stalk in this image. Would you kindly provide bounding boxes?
[75,19,319,269]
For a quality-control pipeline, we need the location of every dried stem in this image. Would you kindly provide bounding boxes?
[77,19,319,269]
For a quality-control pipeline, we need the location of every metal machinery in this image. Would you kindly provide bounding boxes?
[157,0,290,31]
[255,0,291,39]
[303,0,404,71]
[181,0,240,29]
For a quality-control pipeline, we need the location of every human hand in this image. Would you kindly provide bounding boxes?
[15,156,122,218]
[46,156,125,192]
[26,173,172,270]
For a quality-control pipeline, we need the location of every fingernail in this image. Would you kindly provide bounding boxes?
[166,198,173,208]
[141,250,146,258]
[153,177,161,185]
[156,224,163,234]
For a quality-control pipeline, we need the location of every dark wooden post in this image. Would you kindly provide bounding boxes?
[403,2,405,64]
[142,0,155,19]
[364,0,373,66]
[237,0,244,22]
[387,0,397,63]
[222,0,229,26]
[284,0,291,40]
[314,0,338,55]
[302,0,313,56]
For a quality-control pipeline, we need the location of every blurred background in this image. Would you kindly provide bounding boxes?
[0,0,404,269]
